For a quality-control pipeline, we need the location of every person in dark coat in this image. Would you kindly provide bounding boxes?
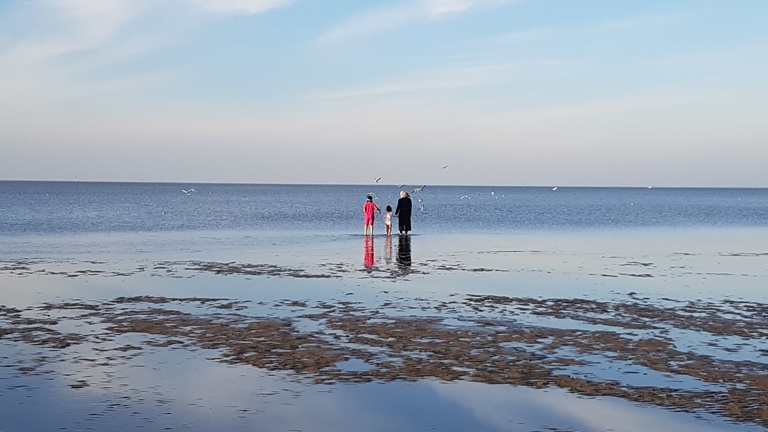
[395,190,412,235]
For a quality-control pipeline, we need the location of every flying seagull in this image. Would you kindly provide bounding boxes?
[374,177,381,183]
[412,185,426,194]
[182,188,197,195]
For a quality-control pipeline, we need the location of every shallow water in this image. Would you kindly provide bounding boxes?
[1,349,760,432]
[1,183,767,431]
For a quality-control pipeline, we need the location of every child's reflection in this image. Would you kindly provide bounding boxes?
[363,236,375,270]
[384,235,392,264]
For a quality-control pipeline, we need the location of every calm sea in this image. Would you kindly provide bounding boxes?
[2,184,768,432]
[2,181,766,236]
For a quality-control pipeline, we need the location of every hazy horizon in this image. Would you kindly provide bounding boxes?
[3,179,767,190]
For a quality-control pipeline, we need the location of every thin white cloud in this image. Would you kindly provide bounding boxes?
[53,0,140,46]
[315,3,422,46]
[316,0,524,46]
[1,0,295,68]
[0,0,297,115]
[2,0,142,67]
[0,0,174,115]
[472,12,680,51]
[424,0,474,18]
[185,0,296,15]
[313,65,506,99]
[486,26,556,44]
[426,0,524,19]
[594,13,683,33]
[312,60,559,100]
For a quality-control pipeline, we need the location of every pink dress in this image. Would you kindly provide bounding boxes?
[363,201,379,225]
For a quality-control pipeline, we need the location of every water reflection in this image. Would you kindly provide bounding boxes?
[397,235,411,269]
[384,235,393,264]
[363,236,375,270]
[0,346,751,432]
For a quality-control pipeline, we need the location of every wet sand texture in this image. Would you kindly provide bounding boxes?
[2,294,766,427]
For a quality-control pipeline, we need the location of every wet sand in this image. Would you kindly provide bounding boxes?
[1,230,767,431]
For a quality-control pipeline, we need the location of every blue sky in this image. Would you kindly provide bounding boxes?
[1,0,766,186]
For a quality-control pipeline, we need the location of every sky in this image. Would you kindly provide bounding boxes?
[1,0,767,187]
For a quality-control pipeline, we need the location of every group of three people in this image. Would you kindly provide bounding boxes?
[363,191,412,236]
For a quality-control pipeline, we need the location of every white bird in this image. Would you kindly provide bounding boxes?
[412,185,426,193]
[552,186,558,191]
[182,188,197,195]
[460,194,470,200]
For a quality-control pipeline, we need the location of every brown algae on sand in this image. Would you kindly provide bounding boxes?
[1,292,767,427]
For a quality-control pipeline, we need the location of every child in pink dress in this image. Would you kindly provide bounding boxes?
[363,195,381,236]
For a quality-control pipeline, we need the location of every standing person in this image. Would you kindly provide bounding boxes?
[384,205,393,236]
[363,195,381,236]
[395,190,412,235]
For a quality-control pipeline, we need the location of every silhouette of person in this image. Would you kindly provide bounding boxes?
[395,191,412,235]
[396,235,411,269]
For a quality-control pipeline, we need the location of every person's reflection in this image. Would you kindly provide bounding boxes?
[396,235,411,269]
[384,235,393,265]
[363,236,375,270]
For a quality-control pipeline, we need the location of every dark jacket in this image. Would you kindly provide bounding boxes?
[395,196,412,232]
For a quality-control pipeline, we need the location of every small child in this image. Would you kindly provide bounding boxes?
[384,205,393,236]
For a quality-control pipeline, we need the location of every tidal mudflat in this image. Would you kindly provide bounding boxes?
[1,229,767,431]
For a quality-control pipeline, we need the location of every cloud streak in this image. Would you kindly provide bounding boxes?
[184,0,296,15]
[316,0,523,46]
[312,64,514,99]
